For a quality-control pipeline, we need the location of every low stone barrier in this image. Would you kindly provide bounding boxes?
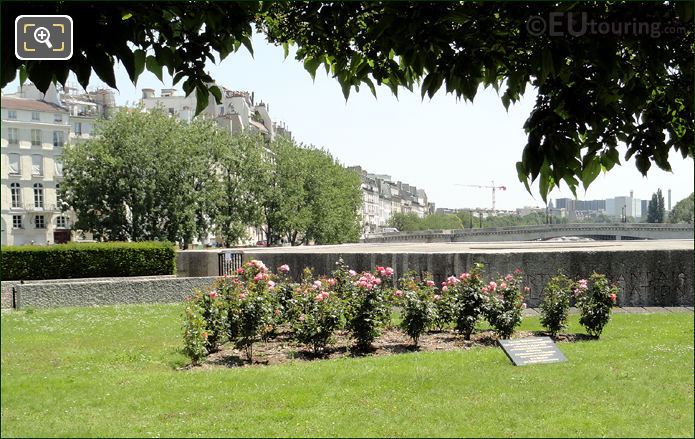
[13,276,218,309]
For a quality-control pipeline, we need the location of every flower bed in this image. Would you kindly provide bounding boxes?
[183,259,619,366]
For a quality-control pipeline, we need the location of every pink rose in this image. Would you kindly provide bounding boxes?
[482,286,489,293]
[349,270,357,276]
[609,293,617,303]
[314,293,325,302]
[426,280,435,287]
[254,273,263,281]
[578,279,588,290]
[505,274,514,282]
[433,294,441,301]
[236,268,245,275]
[209,291,218,299]
[374,278,382,285]
[514,268,522,274]
[500,282,507,290]
[394,290,404,297]
[327,278,337,286]
[521,303,527,309]
[524,287,530,292]
[376,266,385,273]
[239,292,246,300]
[313,280,322,289]
[384,267,394,277]
[299,314,305,321]
[278,264,290,273]
[488,281,497,292]
[459,272,470,280]
[268,280,276,289]
[442,286,449,293]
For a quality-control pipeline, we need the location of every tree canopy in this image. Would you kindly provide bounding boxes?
[647,189,666,223]
[3,2,693,199]
[669,193,694,223]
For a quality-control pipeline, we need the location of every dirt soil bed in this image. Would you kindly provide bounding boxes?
[196,328,593,369]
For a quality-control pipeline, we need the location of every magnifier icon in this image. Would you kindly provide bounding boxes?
[33,26,52,49]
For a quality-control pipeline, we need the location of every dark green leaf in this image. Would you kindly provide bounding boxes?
[146,55,163,81]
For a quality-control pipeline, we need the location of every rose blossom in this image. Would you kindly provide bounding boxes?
[374,278,382,285]
[313,280,323,289]
[348,270,357,276]
[459,272,470,280]
[442,286,449,293]
[482,286,489,293]
[209,291,218,299]
[609,293,617,303]
[425,280,435,287]
[254,273,263,281]
[267,280,276,289]
[278,264,290,273]
[314,293,325,302]
[236,268,245,275]
[488,281,497,292]
[384,267,394,277]
[394,290,404,297]
[521,303,527,309]
[327,278,337,286]
[505,274,514,282]
[433,294,441,301]
[578,279,588,290]
[239,292,246,300]
[500,282,507,290]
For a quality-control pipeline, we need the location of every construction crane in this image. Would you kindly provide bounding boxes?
[455,181,507,211]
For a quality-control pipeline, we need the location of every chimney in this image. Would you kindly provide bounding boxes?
[161,88,176,97]
[142,89,155,99]
[629,190,633,199]
[668,189,672,211]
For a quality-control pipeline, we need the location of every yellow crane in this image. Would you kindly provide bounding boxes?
[455,181,507,211]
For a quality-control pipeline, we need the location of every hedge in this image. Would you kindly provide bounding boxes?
[1,241,177,281]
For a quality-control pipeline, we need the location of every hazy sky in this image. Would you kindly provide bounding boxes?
[5,33,693,210]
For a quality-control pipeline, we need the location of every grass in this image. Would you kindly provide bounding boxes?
[1,304,693,438]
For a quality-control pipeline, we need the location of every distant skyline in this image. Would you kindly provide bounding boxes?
[3,33,693,210]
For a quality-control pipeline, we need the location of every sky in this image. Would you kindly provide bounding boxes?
[4,33,693,211]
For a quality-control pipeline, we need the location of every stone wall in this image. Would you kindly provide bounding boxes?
[13,276,218,309]
[239,248,693,307]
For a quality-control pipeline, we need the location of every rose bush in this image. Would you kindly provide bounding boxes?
[450,263,487,340]
[344,270,390,351]
[539,274,574,337]
[291,281,343,354]
[575,273,618,338]
[484,269,527,339]
[397,272,437,346]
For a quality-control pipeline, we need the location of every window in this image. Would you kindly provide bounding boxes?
[53,131,64,147]
[31,129,42,146]
[54,114,63,123]
[34,215,45,229]
[168,108,175,115]
[74,122,82,135]
[12,215,23,229]
[8,127,18,144]
[56,183,61,205]
[31,111,40,121]
[33,183,44,208]
[10,183,21,208]
[54,159,63,176]
[8,153,20,175]
[56,216,68,228]
[31,154,43,176]
[8,110,17,120]
[218,106,225,115]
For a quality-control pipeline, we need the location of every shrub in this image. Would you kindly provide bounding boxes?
[345,270,389,351]
[398,272,437,346]
[182,296,209,366]
[484,269,526,339]
[226,260,275,361]
[449,263,486,340]
[198,287,227,352]
[291,282,343,354]
[539,274,574,337]
[575,273,618,338]
[1,241,176,280]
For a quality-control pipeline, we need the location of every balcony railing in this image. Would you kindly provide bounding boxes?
[21,203,58,212]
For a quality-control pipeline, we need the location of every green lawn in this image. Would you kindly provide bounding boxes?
[1,305,693,438]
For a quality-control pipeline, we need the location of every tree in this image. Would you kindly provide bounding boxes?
[421,213,463,230]
[2,2,692,199]
[61,109,262,245]
[258,138,361,245]
[647,189,666,223]
[388,212,422,232]
[669,193,694,224]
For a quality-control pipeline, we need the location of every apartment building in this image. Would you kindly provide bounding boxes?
[349,166,431,235]
[1,96,71,245]
[141,86,292,142]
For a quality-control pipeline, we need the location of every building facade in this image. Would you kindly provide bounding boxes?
[349,166,431,235]
[1,83,115,246]
[1,97,71,245]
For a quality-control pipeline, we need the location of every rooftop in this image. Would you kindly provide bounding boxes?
[1,97,68,113]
